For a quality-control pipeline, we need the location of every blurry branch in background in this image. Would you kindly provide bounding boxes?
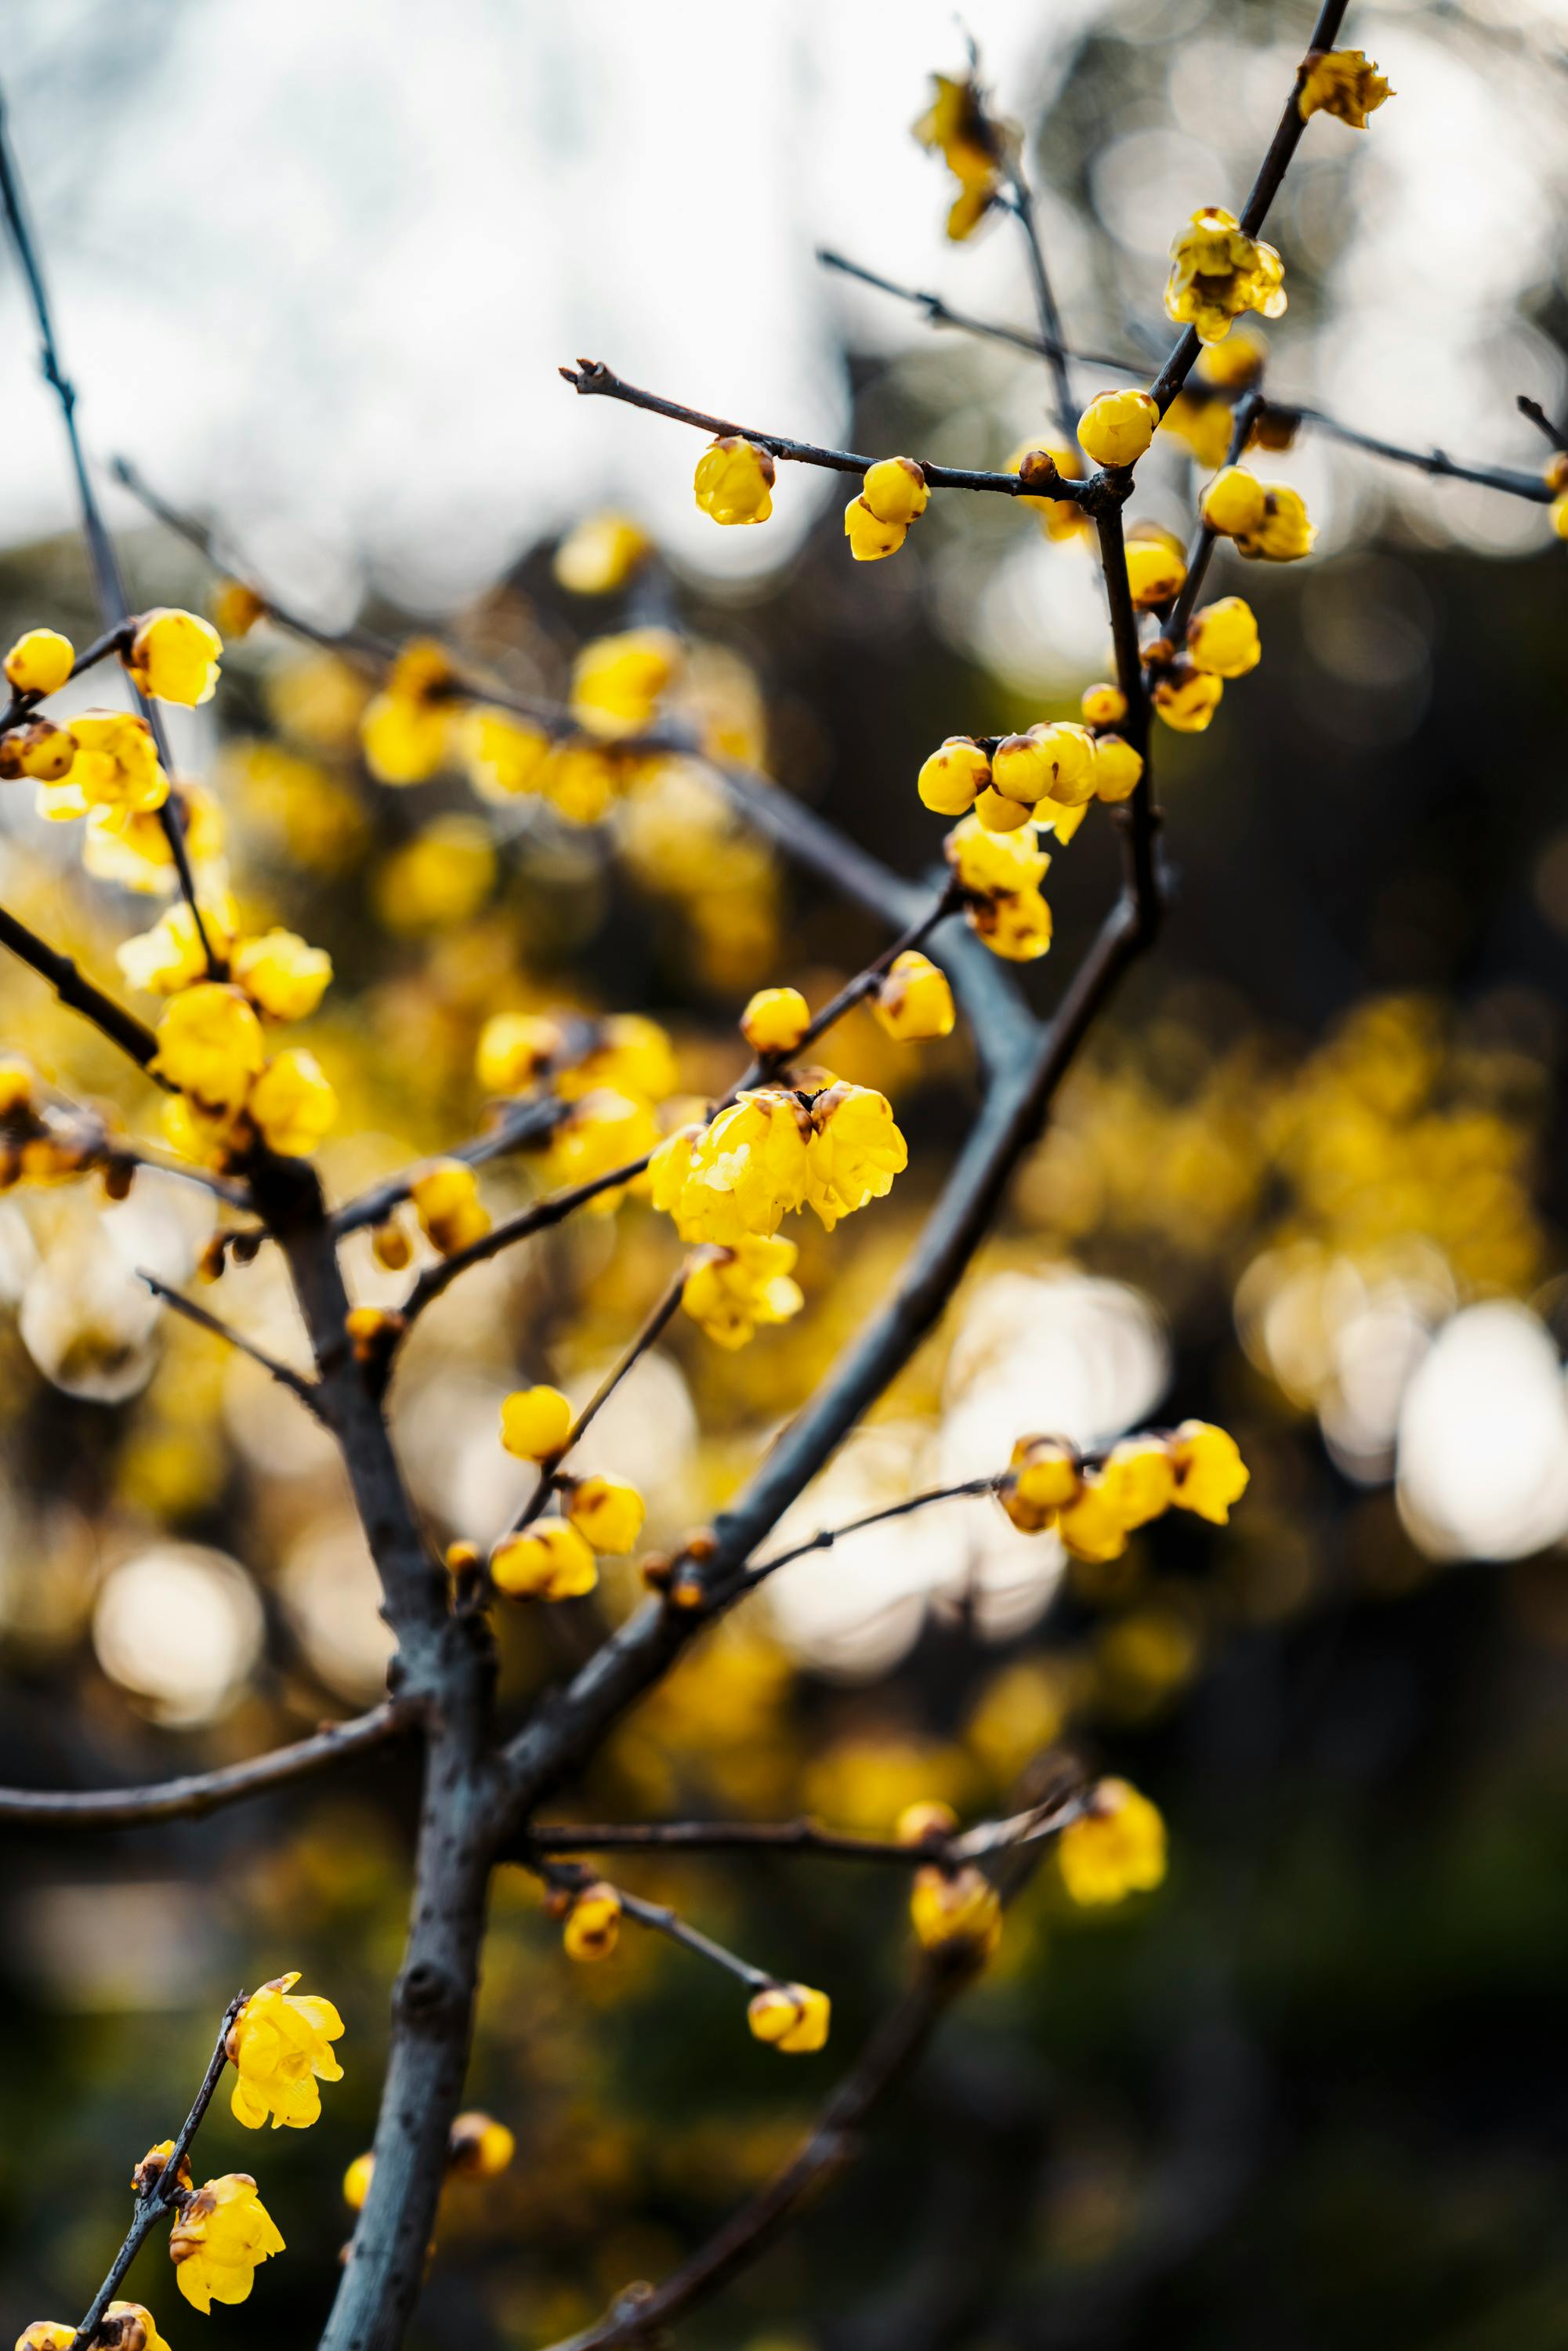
[740,1477,999,1588]
[135,1266,328,1417]
[527,1779,1088,1867]
[1519,394,1568,454]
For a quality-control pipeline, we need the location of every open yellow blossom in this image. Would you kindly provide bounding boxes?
[545,1087,659,1204]
[999,1435,1082,1533]
[844,497,906,561]
[47,710,166,818]
[918,736,990,816]
[233,929,332,1022]
[554,510,651,594]
[1124,525,1187,610]
[490,1519,599,1600]
[567,1473,646,1555]
[476,1012,563,1096]
[118,900,237,996]
[1099,1435,1178,1529]
[862,455,929,527]
[1187,596,1262,678]
[910,1863,1002,1954]
[16,2328,75,2350]
[154,984,266,1114]
[1008,440,1091,541]
[874,950,954,1042]
[462,707,551,801]
[1165,207,1287,344]
[168,2174,284,2310]
[558,1013,677,1107]
[227,1969,345,2129]
[1170,1419,1250,1522]
[651,1089,810,1245]
[501,1384,574,1461]
[570,628,679,737]
[741,985,810,1057]
[804,1081,907,1230]
[126,608,223,706]
[694,437,774,525]
[4,627,74,697]
[1151,662,1224,734]
[360,639,456,783]
[1058,1780,1168,1906]
[1299,47,1392,128]
[562,1881,622,1961]
[411,1160,491,1255]
[1056,1473,1130,1563]
[1078,389,1158,470]
[1092,734,1144,802]
[249,1049,338,1156]
[913,73,1003,241]
[747,1980,831,2052]
[448,2112,517,2177]
[102,2306,170,2351]
[681,1234,803,1348]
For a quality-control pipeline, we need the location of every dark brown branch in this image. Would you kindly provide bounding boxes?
[0,902,162,1073]
[400,1151,655,1328]
[741,1476,995,1588]
[531,1857,773,1989]
[527,1785,1088,1868]
[1164,392,1262,645]
[1001,174,1077,443]
[137,1266,328,1416]
[818,246,1150,379]
[331,1093,568,1240]
[0,619,134,733]
[0,1700,411,1828]
[1517,394,1568,455]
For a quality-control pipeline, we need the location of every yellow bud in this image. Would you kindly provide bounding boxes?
[918,737,990,816]
[844,495,907,561]
[909,1863,1002,1954]
[554,511,651,594]
[153,984,266,1114]
[741,985,811,1057]
[975,784,1034,832]
[1151,661,1224,734]
[1187,596,1261,679]
[249,1048,338,1157]
[500,1385,574,1462]
[346,1306,404,1365]
[448,2112,518,2175]
[747,1981,831,2053]
[1030,722,1098,808]
[1200,465,1268,539]
[566,1473,646,1556]
[489,1520,599,1600]
[1092,734,1143,802]
[371,1219,412,1271]
[872,951,955,1043]
[570,628,679,737]
[1099,1434,1178,1529]
[693,437,775,525]
[1001,1434,1081,1532]
[476,1012,564,1096]
[1056,1473,1131,1563]
[1058,1778,1168,1906]
[4,627,74,697]
[410,1160,490,1255]
[1123,526,1187,610]
[1553,491,1568,542]
[126,608,223,707]
[861,455,929,527]
[562,1882,622,1962]
[232,928,333,1022]
[1081,682,1126,727]
[1077,389,1158,470]
[895,1799,958,1846]
[212,581,266,638]
[343,2153,375,2211]
[1169,1419,1249,1523]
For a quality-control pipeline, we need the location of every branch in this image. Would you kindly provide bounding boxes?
[136,1266,327,1415]
[400,1150,655,1328]
[505,1271,686,1538]
[331,1092,568,1240]
[0,619,134,733]
[1001,176,1076,442]
[740,1476,995,1589]
[0,902,163,1073]
[527,1784,1088,1868]
[530,1857,773,1990]
[1517,394,1568,455]
[1164,392,1262,645]
[0,1699,411,1828]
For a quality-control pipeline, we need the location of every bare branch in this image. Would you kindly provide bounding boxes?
[1518,393,1568,455]
[400,1151,655,1328]
[331,1093,567,1240]
[506,1272,686,1538]
[137,1266,328,1416]
[1000,176,1077,441]
[0,901,163,1074]
[527,1784,1088,1868]
[740,1476,996,1590]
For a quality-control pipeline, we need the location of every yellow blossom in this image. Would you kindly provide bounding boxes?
[501,1384,574,1461]
[910,1863,1002,1954]
[554,510,651,593]
[918,737,990,816]
[47,710,166,819]
[462,707,551,801]
[650,1090,810,1244]
[1299,48,1392,128]
[1553,491,1568,542]
[83,786,222,893]
[233,929,332,1021]
[1099,1434,1178,1529]
[342,2154,375,2211]
[1161,388,1238,470]
[873,950,954,1042]
[16,2329,74,2350]
[375,815,496,930]
[1187,596,1262,678]
[945,810,1049,900]
[999,1434,1081,1532]
[566,1473,646,1555]
[1151,663,1224,734]
[126,608,223,706]
[153,984,266,1114]
[804,1081,907,1230]
[570,628,679,737]
[102,2307,170,2351]
[411,1159,491,1255]
[693,437,775,525]
[0,718,74,781]
[1165,207,1287,345]
[861,456,929,527]
[1058,1779,1168,1906]
[558,1014,677,1107]
[1169,1419,1250,1523]
[360,639,456,783]
[844,496,906,561]
[248,1049,338,1157]
[448,2112,517,2177]
[117,900,237,996]
[1198,329,1268,390]
[212,580,266,638]
[1092,734,1144,802]
[747,1981,831,2052]
[541,739,621,824]
[489,1520,599,1600]
[1077,389,1159,470]
[562,1881,622,1961]
[1056,1473,1130,1563]
[896,1799,958,1846]
[545,1087,659,1204]
[1200,465,1313,560]
[1123,525,1187,610]
[681,1234,804,1348]
[168,2173,285,2311]
[913,73,1003,241]
[4,627,74,697]
[227,1969,345,2129]
[1081,682,1127,727]
[476,1012,564,1096]
[741,985,810,1057]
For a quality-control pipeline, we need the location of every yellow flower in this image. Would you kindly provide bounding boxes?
[168,2173,285,2310]
[1123,524,1188,610]
[1151,663,1224,734]
[248,1049,338,1156]
[1056,1473,1130,1563]
[741,985,810,1057]
[1007,441,1091,542]
[1200,464,1266,538]
[1298,48,1392,128]
[16,2329,76,2350]
[651,1089,810,1244]
[233,929,333,1022]
[126,608,223,706]
[566,1472,646,1555]
[212,580,266,638]
[1187,596,1261,679]
[1081,682,1127,727]
[562,1881,622,1961]
[411,1160,491,1255]
[1005,722,1097,810]
[912,73,1003,241]
[360,639,456,784]
[999,1434,1081,1532]
[1077,389,1159,470]
[4,627,74,697]
[1164,206,1287,345]
[1098,1435,1177,1529]
[227,1969,345,2129]
[448,2112,518,2177]
[861,455,929,527]
[909,1863,1002,1954]
[945,813,1054,962]
[1092,734,1143,802]
[1198,329,1268,390]
[118,900,237,996]
[1552,491,1568,542]
[545,1087,658,1204]
[747,1981,831,2052]
[918,736,990,816]
[82,788,222,893]
[1160,388,1237,470]
[554,510,651,594]
[804,1081,907,1231]
[873,951,954,1042]
[476,1012,564,1096]
[375,816,496,929]
[844,496,906,561]
[681,1234,803,1348]
[1169,1419,1250,1523]
[501,1384,574,1461]
[0,717,74,781]
[1200,465,1313,560]
[570,628,679,737]
[1058,1780,1168,1906]
[153,984,266,1114]
[462,707,551,801]
[489,1520,599,1600]
[896,1799,958,1846]
[693,437,775,525]
[558,1014,678,1107]
[51,711,167,818]
[101,2307,170,2351]
[342,2153,375,2210]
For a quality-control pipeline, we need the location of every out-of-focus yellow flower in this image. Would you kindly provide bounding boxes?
[4,627,74,697]
[1170,1419,1250,1522]
[804,1081,907,1230]
[999,1434,1081,1532]
[540,740,621,825]
[747,1981,831,2052]
[1081,682,1127,727]
[918,736,990,816]
[233,929,332,1022]
[896,1799,958,1846]
[490,1520,599,1599]
[562,1881,622,1961]
[126,608,223,706]
[448,2113,517,2177]
[1077,389,1159,470]
[1058,1779,1168,1905]
[1200,465,1266,539]
[862,455,929,527]
[545,1087,659,1204]
[1099,1434,1177,1528]
[212,580,266,638]
[913,72,1004,241]
[476,1012,564,1096]
[411,1160,491,1256]
[1161,388,1238,470]
[844,497,907,561]
[570,628,679,737]
[1056,1473,1130,1563]
[1299,47,1392,127]
[118,900,237,997]
[694,437,775,525]
[501,1384,574,1461]
[169,2174,284,2311]
[154,984,266,1114]
[681,1234,803,1348]
[16,2328,76,2350]
[371,1221,412,1272]
[45,710,166,819]
[375,814,496,932]
[0,717,74,781]
[462,707,551,802]
[1199,328,1268,390]
[1124,524,1187,610]
[741,985,810,1057]
[559,1014,677,1108]
[227,1970,344,2130]
[249,1049,337,1157]
[81,791,214,892]
[945,813,1053,963]
[910,1863,1002,1954]
[1092,734,1143,802]
[342,2153,375,2211]
[1552,491,1568,542]
[1165,207,1287,344]
[1187,596,1261,678]
[360,639,457,783]
[567,1473,646,1555]
[873,950,954,1042]
[651,1090,810,1245]
[1200,465,1314,560]
[1151,662,1224,734]
[555,511,651,593]
[1008,441,1091,541]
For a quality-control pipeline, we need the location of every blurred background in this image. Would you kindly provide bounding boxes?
[2,1,1568,2346]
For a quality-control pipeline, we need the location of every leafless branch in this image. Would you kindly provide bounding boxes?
[137,1266,328,1416]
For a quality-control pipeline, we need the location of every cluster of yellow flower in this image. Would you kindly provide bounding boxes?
[920,710,1143,837]
[911,71,1008,241]
[0,1059,112,1193]
[845,455,930,561]
[150,979,337,1165]
[486,1392,646,1601]
[998,1422,1249,1563]
[652,1078,907,1245]
[1200,465,1316,564]
[1149,592,1266,736]
[943,812,1056,961]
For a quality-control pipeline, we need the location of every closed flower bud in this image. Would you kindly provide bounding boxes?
[1081,682,1127,727]
[1298,47,1392,128]
[1553,491,1568,542]
[99,2305,170,2351]
[371,1219,412,1271]
[249,1049,338,1157]
[990,730,1055,806]
[570,628,679,737]
[1056,1473,1131,1563]
[562,1882,622,1962]
[212,581,266,638]
[1030,721,1098,807]
[489,1520,599,1600]
[1001,1434,1081,1531]
[910,1863,1002,1954]
[1169,1419,1249,1523]
[693,437,775,525]
[154,984,266,1114]
[445,1538,482,1585]
[0,719,73,781]
[918,737,990,816]
[4,627,74,697]
[566,1472,646,1556]
[345,1306,404,1365]
[126,608,223,707]
[554,510,651,594]
[1123,524,1187,610]
[1187,595,1262,678]
[1007,439,1090,538]
[975,784,1034,832]
[342,2153,375,2211]
[1151,661,1224,734]
[1200,464,1269,538]
[873,951,954,1042]
[502,1384,574,1460]
[476,1012,563,1095]
[448,2112,517,2175]
[1077,389,1159,470]
[896,1799,958,1846]
[132,2139,193,2199]
[410,1160,491,1255]
[747,1980,831,2052]
[1092,734,1143,802]
[861,455,929,527]
[844,495,907,561]
[741,985,811,1057]
[1058,1779,1167,1906]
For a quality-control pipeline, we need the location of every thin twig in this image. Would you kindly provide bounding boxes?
[400,1151,656,1327]
[0,619,134,734]
[528,1786,1088,1868]
[1001,176,1076,442]
[507,1272,686,1537]
[741,1477,995,1589]
[137,1267,328,1417]
[1517,394,1568,455]
[331,1093,569,1240]
[1164,391,1262,645]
